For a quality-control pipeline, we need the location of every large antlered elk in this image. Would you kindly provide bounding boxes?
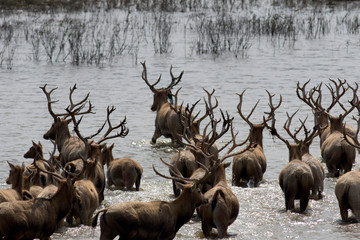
[335,117,360,222]
[141,61,186,145]
[0,150,85,240]
[169,88,220,196]
[232,90,281,187]
[296,79,358,148]
[41,84,94,167]
[195,119,250,237]
[91,160,208,240]
[102,143,143,191]
[320,84,358,177]
[298,120,325,200]
[67,105,129,202]
[265,109,314,212]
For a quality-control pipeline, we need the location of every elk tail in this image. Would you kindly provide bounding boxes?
[91,208,108,228]
[211,189,225,211]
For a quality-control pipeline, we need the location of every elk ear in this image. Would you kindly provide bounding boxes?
[175,181,185,191]
[32,140,37,146]
[66,119,72,125]
[110,143,114,150]
[7,161,15,170]
[224,162,231,169]
[21,162,25,171]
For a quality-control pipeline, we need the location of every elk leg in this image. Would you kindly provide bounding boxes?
[201,220,212,238]
[300,194,310,212]
[135,176,141,191]
[151,128,161,144]
[285,193,295,211]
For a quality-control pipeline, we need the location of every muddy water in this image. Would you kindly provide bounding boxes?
[1,1,360,239]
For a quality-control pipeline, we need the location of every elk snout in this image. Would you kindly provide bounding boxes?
[151,105,156,111]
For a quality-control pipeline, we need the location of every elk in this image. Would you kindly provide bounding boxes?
[66,156,99,226]
[23,141,53,187]
[232,90,281,187]
[296,79,358,148]
[67,105,128,202]
[298,120,325,200]
[169,88,220,196]
[102,144,143,191]
[265,109,314,212]
[91,160,208,240]
[335,117,360,222]
[0,154,84,240]
[195,119,250,237]
[41,84,94,167]
[0,162,30,203]
[141,61,186,145]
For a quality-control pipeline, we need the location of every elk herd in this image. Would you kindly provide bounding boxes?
[1,63,360,239]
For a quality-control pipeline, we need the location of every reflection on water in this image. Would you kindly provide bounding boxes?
[1,0,360,239]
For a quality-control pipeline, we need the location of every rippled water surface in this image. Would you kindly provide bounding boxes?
[1,1,360,239]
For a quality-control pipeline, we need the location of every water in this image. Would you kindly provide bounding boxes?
[1,1,360,239]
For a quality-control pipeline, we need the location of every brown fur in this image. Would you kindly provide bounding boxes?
[321,115,355,177]
[335,170,360,222]
[1,162,27,203]
[67,179,99,226]
[91,182,207,240]
[198,162,239,237]
[102,144,143,191]
[279,144,314,212]
[0,178,75,239]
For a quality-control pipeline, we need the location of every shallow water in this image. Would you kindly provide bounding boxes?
[1,1,360,239]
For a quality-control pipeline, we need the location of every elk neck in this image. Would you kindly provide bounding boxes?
[249,125,264,148]
[171,186,202,230]
[52,179,74,222]
[329,116,343,133]
[288,144,302,162]
[56,123,71,153]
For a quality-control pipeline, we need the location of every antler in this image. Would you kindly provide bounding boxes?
[167,65,184,90]
[237,89,260,127]
[65,84,94,116]
[97,106,129,144]
[141,61,161,93]
[40,84,59,121]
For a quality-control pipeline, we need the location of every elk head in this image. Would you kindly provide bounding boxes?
[141,61,183,111]
[40,84,94,141]
[24,141,43,160]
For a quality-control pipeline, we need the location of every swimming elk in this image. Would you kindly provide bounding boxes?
[141,61,185,145]
[91,160,208,240]
[232,90,281,187]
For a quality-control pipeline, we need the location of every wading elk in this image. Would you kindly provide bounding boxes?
[196,120,250,237]
[102,144,143,191]
[67,105,128,202]
[141,61,186,145]
[0,156,84,240]
[169,88,220,196]
[297,80,358,176]
[232,90,281,187]
[265,110,314,212]
[299,121,325,200]
[1,162,29,203]
[66,156,99,226]
[296,79,358,148]
[23,141,53,187]
[91,161,208,240]
[335,117,360,222]
[41,84,94,167]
